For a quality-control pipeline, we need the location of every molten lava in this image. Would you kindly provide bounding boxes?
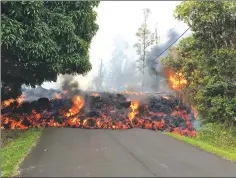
[110,88,145,95]
[65,96,84,117]
[1,94,24,109]
[1,92,197,137]
[1,98,15,109]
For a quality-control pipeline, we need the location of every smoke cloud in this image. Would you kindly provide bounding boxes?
[143,30,180,93]
[60,74,81,98]
[96,30,180,94]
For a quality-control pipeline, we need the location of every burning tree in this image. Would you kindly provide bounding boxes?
[161,1,236,125]
[167,69,187,91]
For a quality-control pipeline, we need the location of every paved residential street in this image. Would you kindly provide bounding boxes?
[19,128,236,177]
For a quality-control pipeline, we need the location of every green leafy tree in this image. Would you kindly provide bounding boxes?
[174,1,236,50]
[161,1,236,126]
[1,1,99,100]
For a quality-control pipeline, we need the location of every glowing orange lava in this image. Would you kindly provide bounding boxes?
[128,101,139,123]
[1,93,198,137]
[65,96,84,117]
[1,98,15,109]
[92,93,99,97]
[1,94,24,109]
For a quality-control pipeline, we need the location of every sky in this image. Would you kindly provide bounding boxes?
[42,1,190,90]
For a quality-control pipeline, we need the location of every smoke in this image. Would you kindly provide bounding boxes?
[143,30,180,93]
[21,30,180,101]
[60,74,81,98]
[21,74,82,102]
[21,86,61,102]
[98,30,183,94]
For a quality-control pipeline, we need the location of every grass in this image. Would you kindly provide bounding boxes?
[1,128,43,177]
[1,129,27,147]
[165,123,236,162]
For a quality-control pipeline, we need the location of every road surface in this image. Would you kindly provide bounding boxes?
[19,128,236,177]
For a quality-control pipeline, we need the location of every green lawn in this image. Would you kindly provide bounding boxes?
[166,123,236,162]
[1,128,43,177]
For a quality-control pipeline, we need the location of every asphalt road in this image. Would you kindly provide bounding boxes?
[18,128,236,177]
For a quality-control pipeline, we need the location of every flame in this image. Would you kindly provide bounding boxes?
[92,93,99,97]
[16,95,24,107]
[109,88,146,95]
[168,69,187,91]
[1,94,24,109]
[162,96,170,100]
[1,92,198,137]
[55,94,62,99]
[128,101,139,123]
[1,98,15,109]
[65,96,84,117]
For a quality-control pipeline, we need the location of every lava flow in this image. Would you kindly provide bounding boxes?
[1,91,197,137]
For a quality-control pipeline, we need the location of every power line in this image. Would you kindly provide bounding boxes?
[135,27,190,74]
[159,21,180,42]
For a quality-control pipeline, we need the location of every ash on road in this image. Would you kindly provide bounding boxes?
[19,128,236,177]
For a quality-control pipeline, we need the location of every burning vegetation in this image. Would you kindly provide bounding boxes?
[1,90,197,137]
[167,69,187,91]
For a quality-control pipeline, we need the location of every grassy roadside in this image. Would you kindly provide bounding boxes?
[165,123,236,162]
[1,128,43,177]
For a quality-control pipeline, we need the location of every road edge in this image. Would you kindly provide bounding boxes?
[165,132,236,163]
[1,128,43,177]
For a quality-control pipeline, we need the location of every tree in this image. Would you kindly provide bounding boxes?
[174,1,236,50]
[1,1,100,100]
[134,8,155,92]
[105,37,128,90]
[161,1,236,126]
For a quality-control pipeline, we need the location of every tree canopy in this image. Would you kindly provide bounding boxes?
[161,1,236,126]
[1,1,99,100]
